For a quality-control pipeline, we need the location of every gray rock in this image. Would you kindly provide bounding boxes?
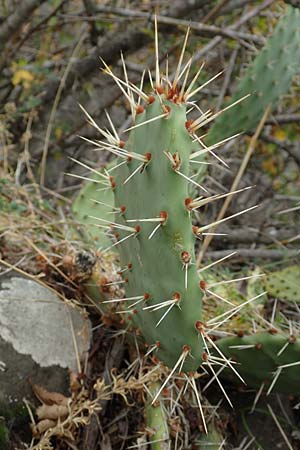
[0,277,91,415]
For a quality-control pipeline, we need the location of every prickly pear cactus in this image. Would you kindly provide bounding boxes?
[207,5,300,144]
[111,96,205,372]
[264,266,300,302]
[72,169,114,248]
[76,12,300,394]
[216,331,300,394]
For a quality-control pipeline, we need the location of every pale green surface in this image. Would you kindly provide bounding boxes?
[113,97,204,371]
[207,6,300,144]
[217,332,300,393]
[264,266,300,302]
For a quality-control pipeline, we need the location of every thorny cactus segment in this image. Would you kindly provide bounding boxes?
[83,24,259,376]
[216,332,300,394]
[113,96,205,371]
[72,169,115,249]
[207,5,300,144]
[77,16,300,395]
[144,382,169,450]
[264,266,300,302]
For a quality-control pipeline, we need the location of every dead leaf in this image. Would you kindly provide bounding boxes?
[30,380,70,406]
[31,419,56,436]
[69,369,81,392]
[12,69,34,88]
[36,404,69,421]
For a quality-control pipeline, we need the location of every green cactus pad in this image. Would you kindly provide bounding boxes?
[111,97,204,372]
[216,332,300,393]
[145,382,169,449]
[264,266,300,302]
[195,423,224,450]
[207,6,300,144]
[72,170,115,249]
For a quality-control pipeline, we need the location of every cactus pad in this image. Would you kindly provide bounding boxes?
[72,170,114,248]
[216,332,300,393]
[264,266,300,302]
[112,97,204,372]
[207,6,300,144]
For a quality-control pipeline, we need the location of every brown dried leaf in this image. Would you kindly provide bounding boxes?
[36,404,69,421]
[30,381,70,406]
[31,419,56,436]
[69,369,81,392]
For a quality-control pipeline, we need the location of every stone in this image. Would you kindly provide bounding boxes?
[0,276,91,416]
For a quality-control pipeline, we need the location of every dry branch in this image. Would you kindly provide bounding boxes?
[0,0,46,50]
